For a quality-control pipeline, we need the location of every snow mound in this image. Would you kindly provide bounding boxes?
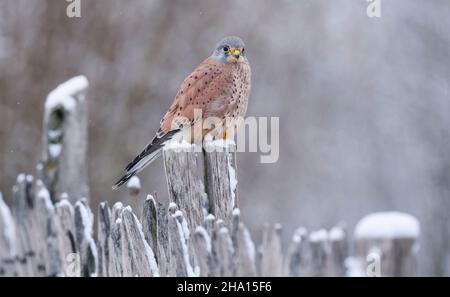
[126,176,141,189]
[163,139,194,151]
[354,212,420,239]
[309,229,328,243]
[329,227,345,241]
[45,75,88,111]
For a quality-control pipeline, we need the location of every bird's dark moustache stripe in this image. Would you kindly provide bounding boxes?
[124,129,180,172]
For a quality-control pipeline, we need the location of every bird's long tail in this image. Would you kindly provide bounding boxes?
[112,129,180,190]
[112,148,162,189]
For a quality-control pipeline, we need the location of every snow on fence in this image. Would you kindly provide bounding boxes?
[0,77,421,277]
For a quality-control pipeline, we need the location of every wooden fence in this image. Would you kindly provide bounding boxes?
[0,76,420,277]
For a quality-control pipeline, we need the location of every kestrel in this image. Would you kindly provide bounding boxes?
[113,36,251,189]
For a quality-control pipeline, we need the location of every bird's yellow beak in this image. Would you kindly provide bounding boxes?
[227,47,242,63]
[231,48,241,58]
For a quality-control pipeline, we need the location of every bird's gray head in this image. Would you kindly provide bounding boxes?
[211,36,247,64]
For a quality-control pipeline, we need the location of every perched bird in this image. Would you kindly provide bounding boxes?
[113,36,251,189]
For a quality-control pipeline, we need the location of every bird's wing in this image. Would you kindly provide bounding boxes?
[158,57,233,135]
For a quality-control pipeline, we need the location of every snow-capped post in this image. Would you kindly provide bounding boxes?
[167,206,196,277]
[74,199,97,277]
[97,201,111,276]
[0,192,17,276]
[204,140,238,225]
[308,229,330,276]
[12,174,38,276]
[162,142,208,230]
[230,209,257,276]
[285,227,310,277]
[120,206,159,277]
[40,76,89,204]
[108,202,124,277]
[328,226,348,277]
[354,212,420,277]
[259,223,284,276]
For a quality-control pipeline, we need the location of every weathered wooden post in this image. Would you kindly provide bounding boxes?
[204,141,238,225]
[167,205,197,277]
[308,229,330,276]
[285,227,310,276]
[230,209,256,276]
[12,174,39,276]
[259,223,284,276]
[97,201,111,276]
[74,199,97,276]
[40,76,89,203]
[162,140,238,229]
[163,143,208,230]
[354,212,420,277]
[108,202,124,277]
[328,226,348,277]
[120,206,159,277]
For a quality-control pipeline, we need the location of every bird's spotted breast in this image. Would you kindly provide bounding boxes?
[158,57,251,138]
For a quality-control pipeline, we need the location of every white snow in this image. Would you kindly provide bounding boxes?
[175,215,197,276]
[292,227,307,243]
[45,75,88,111]
[241,225,256,262]
[195,226,212,252]
[36,163,43,172]
[232,208,240,216]
[0,193,16,256]
[204,137,236,148]
[17,173,25,183]
[126,176,141,190]
[219,227,230,236]
[329,226,345,241]
[179,212,190,239]
[59,192,69,201]
[55,199,74,216]
[47,129,63,139]
[354,212,420,239]
[75,201,94,242]
[309,229,328,243]
[49,143,62,158]
[168,202,177,209]
[345,257,365,277]
[163,139,194,152]
[36,180,54,211]
[26,175,34,183]
[146,194,155,202]
[112,202,123,212]
[228,158,237,208]
[292,233,301,243]
[205,214,215,221]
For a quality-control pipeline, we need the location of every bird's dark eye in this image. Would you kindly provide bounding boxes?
[223,45,230,53]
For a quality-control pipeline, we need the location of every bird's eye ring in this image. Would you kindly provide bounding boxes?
[223,46,230,53]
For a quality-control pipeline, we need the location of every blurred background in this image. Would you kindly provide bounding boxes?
[0,0,449,276]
